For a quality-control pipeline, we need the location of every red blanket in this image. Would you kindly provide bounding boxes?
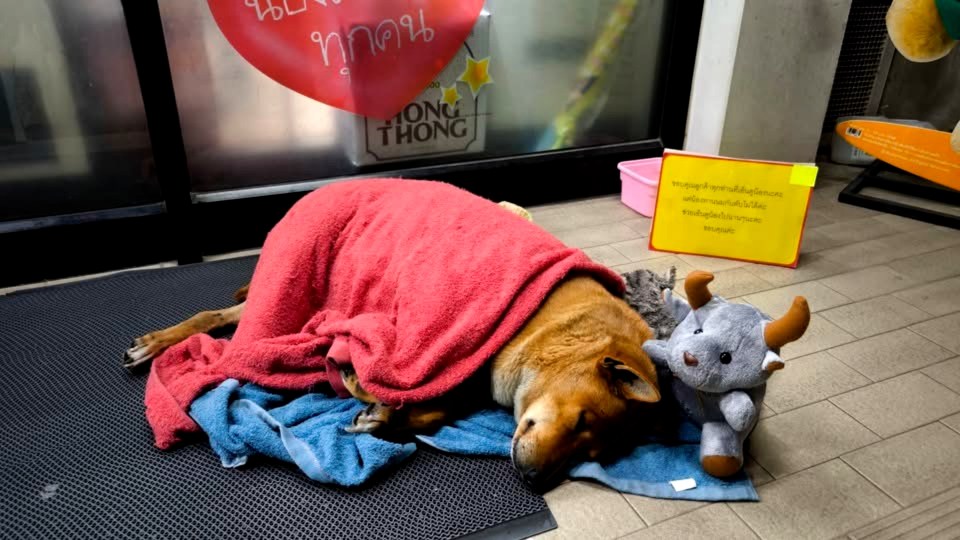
[145,179,624,449]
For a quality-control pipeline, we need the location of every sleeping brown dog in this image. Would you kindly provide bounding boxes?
[125,240,659,491]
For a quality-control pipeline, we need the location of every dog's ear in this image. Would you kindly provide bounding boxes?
[599,357,660,403]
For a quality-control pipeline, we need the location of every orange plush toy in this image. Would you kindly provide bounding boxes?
[886,0,960,154]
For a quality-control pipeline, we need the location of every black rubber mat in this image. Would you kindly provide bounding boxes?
[0,257,553,540]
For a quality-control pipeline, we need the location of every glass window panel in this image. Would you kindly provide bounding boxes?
[159,1,670,192]
[0,0,160,223]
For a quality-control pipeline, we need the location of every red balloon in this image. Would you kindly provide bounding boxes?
[207,0,485,119]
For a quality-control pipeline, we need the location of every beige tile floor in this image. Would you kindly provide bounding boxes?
[3,172,960,539]
[529,174,960,539]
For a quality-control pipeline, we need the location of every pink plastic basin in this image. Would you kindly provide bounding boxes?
[618,157,662,217]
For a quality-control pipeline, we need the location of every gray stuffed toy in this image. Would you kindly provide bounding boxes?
[642,271,810,478]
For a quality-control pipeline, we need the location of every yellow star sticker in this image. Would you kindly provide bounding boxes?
[440,83,461,108]
[457,56,493,97]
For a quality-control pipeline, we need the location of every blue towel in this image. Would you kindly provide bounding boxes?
[190,380,758,501]
[417,408,758,501]
[190,380,415,486]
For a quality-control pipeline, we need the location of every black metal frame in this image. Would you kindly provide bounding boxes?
[0,0,703,287]
[120,0,201,265]
[839,160,960,230]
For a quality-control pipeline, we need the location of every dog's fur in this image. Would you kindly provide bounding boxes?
[126,271,659,489]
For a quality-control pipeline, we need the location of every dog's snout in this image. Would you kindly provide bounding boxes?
[516,462,563,492]
[683,352,699,367]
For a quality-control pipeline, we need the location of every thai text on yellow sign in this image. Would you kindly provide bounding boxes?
[649,151,815,267]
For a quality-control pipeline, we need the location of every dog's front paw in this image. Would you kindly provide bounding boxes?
[345,403,395,434]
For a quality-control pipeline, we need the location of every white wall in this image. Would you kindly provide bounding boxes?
[683,0,745,155]
[685,0,852,162]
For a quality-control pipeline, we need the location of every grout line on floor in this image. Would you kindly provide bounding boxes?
[867,481,960,519]
[725,502,764,539]
[743,236,960,291]
[918,372,960,400]
[634,499,706,529]
[876,238,960,268]
[749,457,775,485]
[614,528,644,540]
[779,333,953,386]
[820,349,875,383]
[840,454,907,512]
[752,404,887,484]
[838,417,960,508]
[845,499,927,540]
[901,277,960,318]
[816,278,863,304]
[812,280,856,307]
[825,397,886,439]
[942,419,960,436]
[617,492,646,526]
[800,224,901,253]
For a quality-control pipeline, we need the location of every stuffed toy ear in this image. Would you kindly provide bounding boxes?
[887,0,958,62]
[600,358,660,403]
[762,350,786,373]
[642,340,671,368]
[663,289,692,321]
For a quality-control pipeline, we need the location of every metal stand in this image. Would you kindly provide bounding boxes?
[839,160,960,230]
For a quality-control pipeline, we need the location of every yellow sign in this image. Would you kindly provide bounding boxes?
[649,151,814,268]
[836,120,960,191]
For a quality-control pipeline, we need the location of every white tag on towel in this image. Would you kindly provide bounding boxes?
[670,478,697,492]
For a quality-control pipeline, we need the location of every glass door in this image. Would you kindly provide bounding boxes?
[157,1,678,194]
[0,0,161,225]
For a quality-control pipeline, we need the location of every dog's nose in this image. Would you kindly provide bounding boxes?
[521,467,539,485]
[683,352,699,367]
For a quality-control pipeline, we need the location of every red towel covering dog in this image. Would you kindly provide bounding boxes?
[145,179,624,449]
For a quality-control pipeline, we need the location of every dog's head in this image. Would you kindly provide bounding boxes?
[510,337,659,490]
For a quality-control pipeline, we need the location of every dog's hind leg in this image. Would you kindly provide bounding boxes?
[339,366,380,404]
[401,407,450,431]
[342,363,453,436]
[339,366,402,433]
[345,402,396,434]
[123,302,245,370]
[341,367,477,435]
[233,284,250,303]
[345,401,451,435]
